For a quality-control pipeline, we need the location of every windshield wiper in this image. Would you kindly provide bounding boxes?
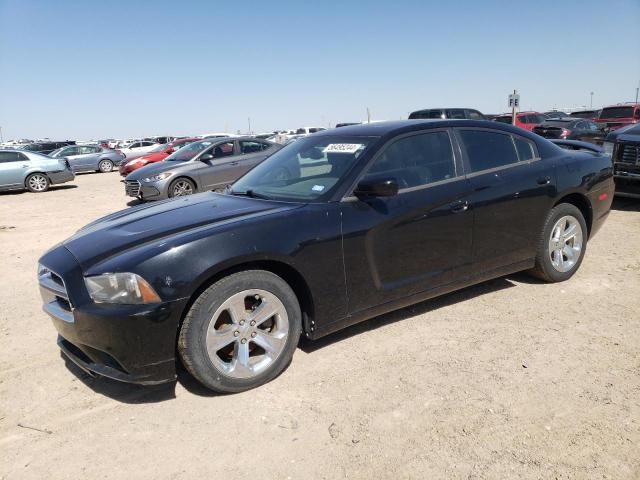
[229,189,271,200]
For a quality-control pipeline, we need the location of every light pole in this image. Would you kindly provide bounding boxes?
[590,92,594,109]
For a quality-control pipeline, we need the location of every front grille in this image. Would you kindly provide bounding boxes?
[38,266,74,323]
[619,143,640,165]
[125,180,141,197]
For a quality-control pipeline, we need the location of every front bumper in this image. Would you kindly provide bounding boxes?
[48,169,75,185]
[39,246,188,385]
[124,179,167,201]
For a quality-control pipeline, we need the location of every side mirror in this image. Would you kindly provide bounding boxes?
[200,153,214,161]
[354,177,399,198]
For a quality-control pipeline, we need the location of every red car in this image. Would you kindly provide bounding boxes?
[597,103,640,132]
[119,138,197,176]
[493,111,546,131]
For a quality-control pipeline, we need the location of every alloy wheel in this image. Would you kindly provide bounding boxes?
[28,174,48,192]
[172,180,193,196]
[548,215,583,273]
[205,289,289,379]
[99,160,113,172]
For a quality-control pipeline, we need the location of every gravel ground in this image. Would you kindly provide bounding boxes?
[0,172,639,479]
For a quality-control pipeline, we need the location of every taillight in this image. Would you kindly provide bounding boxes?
[560,128,570,138]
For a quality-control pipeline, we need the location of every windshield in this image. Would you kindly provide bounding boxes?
[570,111,596,119]
[230,135,374,202]
[600,107,634,119]
[49,147,65,157]
[166,140,214,161]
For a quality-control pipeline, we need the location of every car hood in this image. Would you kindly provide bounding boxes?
[63,192,302,270]
[126,160,193,179]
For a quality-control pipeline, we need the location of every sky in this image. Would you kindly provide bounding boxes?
[0,0,639,140]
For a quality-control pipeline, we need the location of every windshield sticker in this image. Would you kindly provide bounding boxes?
[323,143,364,154]
[312,185,325,192]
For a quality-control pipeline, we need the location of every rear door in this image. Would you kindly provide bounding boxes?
[236,140,273,171]
[340,129,474,313]
[0,151,28,187]
[455,128,556,272]
[74,145,101,170]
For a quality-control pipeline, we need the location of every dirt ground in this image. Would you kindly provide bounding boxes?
[0,172,639,480]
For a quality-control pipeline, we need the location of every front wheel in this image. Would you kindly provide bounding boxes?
[25,173,50,193]
[168,178,196,197]
[98,159,114,173]
[529,203,587,282]
[178,270,302,393]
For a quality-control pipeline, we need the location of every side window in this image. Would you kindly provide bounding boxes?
[239,141,266,154]
[130,142,141,148]
[513,136,535,161]
[466,109,484,120]
[575,121,587,129]
[459,130,519,172]
[518,116,528,124]
[446,109,465,119]
[212,142,235,159]
[427,110,444,119]
[143,141,154,147]
[0,152,24,163]
[588,122,599,131]
[367,131,456,189]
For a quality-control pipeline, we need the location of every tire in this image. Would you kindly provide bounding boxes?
[98,159,113,173]
[25,173,50,193]
[529,203,588,282]
[168,177,196,197]
[178,270,302,393]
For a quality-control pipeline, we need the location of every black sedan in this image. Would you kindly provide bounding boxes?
[38,120,614,393]
[533,118,605,145]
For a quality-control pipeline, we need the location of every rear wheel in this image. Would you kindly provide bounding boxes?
[178,270,302,393]
[168,178,196,197]
[98,159,113,173]
[529,203,587,282]
[25,173,50,193]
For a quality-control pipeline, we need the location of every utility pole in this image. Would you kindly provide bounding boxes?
[248,117,251,134]
[590,92,594,109]
[511,89,517,126]
[0,126,3,143]
[366,107,371,123]
[636,80,639,104]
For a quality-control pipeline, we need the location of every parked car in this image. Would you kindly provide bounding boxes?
[16,141,75,155]
[597,103,640,132]
[124,138,280,200]
[493,112,546,131]
[143,136,174,145]
[409,108,486,120]
[0,150,74,193]
[118,138,197,176]
[38,120,614,392]
[533,119,605,145]
[603,123,640,198]
[119,141,158,160]
[295,127,327,135]
[543,111,570,119]
[49,145,125,173]
[570,109,601,120]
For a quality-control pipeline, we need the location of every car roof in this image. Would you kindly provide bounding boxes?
[314,119,531,138]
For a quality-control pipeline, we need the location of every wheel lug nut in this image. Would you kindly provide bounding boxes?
[250,320,256,326]
[251,332,257,338]
[233,331,239,337]
[241,338,247,344]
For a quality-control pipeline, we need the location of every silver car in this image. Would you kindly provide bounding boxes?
[49,144,125,173]
[0,150,74,193]
[124,137,281,200]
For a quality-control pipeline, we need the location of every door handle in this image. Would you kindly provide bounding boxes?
[537,176,551,185]
[450,201,469,213]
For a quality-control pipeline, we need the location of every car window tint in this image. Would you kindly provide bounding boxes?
[446,109,465,119]
[513,137,535,161]
[212,142,235,158]
[0,151,24,163]
[466,109,484,120]
[239,141,266,154]
[367,131,456,189]
[459,130,519,172]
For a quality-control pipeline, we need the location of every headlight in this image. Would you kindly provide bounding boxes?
[142,172,173,183]
[602,141,614,157]
[84,273,161,304]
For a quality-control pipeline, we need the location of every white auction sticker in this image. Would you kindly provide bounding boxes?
[323,143,364,154]
[312,185,325,192]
